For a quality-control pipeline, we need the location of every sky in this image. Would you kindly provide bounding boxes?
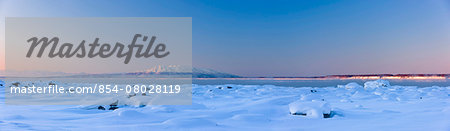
[0,0,450,77]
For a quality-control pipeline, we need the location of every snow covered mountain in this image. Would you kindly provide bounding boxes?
[0,66,240,78]
[126,65,241,78]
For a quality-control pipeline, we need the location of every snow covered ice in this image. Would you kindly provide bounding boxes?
[0,79,449,130]
[289,100,331,118]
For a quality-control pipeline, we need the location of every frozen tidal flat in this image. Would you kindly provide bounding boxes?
[0,79,449,130]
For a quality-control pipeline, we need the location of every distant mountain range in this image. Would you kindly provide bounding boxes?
[0,65,241,78]
[124,65,241,78]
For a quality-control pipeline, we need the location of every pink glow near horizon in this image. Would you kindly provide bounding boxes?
[1,0,450,76]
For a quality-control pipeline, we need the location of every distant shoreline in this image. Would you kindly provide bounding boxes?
[1,74,449,80]
[197,74,450,80]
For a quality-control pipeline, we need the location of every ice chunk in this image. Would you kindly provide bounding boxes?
[344,82,363,89]
[343,82,364,95]
[373,88,385,96]
[289,100,331,118]
[364,79,390,90]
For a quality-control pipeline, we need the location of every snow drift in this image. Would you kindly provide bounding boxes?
[0,79,448,130]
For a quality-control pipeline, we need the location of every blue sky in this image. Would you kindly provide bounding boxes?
[1,0,450,77]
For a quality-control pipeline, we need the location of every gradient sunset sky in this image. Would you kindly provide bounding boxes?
[1,0,450,77]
